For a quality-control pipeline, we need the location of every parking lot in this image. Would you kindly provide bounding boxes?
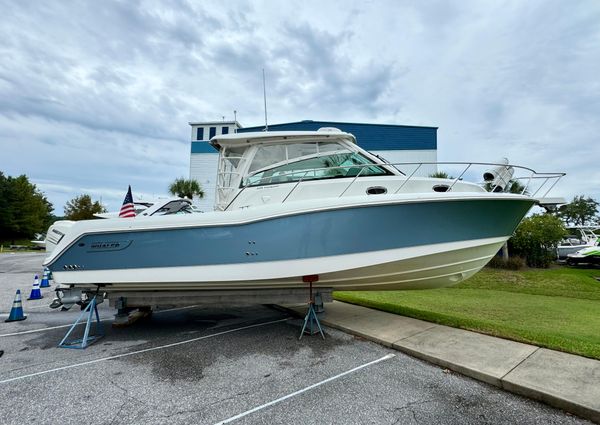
[0,253,590,424]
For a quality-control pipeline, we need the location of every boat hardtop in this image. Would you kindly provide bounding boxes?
[209,128,356,149]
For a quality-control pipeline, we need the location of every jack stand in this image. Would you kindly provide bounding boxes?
[299,275,325,340]
[58,295,104,349]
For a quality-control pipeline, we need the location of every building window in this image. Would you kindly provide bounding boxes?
[196,128,204,140]
[222,127,229,135]
[209,127,216,139]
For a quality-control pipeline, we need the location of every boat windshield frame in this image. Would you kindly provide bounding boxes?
[243,149,392,188]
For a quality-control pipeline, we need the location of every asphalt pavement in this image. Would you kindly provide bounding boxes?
[0,253,590,424]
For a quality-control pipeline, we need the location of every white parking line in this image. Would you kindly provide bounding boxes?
[0,305,200,338]
[0,318,114,338]
[0,317,288,384]
[213,353,396,425]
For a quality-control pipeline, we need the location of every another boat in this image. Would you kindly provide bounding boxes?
[30,233,47,249]
[43,128,564,295]
[93,197,197,219]
[556,227,599,260]
[566,245,600,266]
[45,197,197,254]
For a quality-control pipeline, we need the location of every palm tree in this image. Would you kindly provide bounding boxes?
[168,178,204,200]
[429,171,455,179]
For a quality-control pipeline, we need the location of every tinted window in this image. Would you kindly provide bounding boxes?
[222,127,229,135]
[209,127,216,139]
[196,128,204,140]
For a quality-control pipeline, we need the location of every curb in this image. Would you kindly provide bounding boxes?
[501,378,599,424]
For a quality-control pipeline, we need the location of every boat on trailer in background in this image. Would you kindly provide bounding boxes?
[42,128,564,311]
[556,227,599,261]
[44,197,197,254]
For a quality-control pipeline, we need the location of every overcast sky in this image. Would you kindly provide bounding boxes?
[1,0,599,213]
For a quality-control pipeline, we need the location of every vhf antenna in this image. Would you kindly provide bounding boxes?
[262,68,268,131]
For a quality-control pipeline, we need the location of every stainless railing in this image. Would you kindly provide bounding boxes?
[226,161,565,208]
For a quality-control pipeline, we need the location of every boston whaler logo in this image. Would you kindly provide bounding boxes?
[88,240,132,252]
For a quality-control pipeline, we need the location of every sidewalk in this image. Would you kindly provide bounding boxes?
[284,301,600,423]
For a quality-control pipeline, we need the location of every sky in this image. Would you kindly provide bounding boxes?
[0,0,599,214]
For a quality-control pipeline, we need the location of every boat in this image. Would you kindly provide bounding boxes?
[45,197,197,253]
[556,227,599,260]
[93,197,197,219]
[93,200,155,219]
[42,128,564,296]
[566,245,600,266]
[30,233,47,249]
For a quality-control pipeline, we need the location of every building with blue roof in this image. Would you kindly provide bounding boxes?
[189,120,438,211]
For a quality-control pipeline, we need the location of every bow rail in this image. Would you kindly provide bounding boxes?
[230,161,565,208]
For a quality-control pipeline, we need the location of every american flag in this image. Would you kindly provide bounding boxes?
[119,186,136,218]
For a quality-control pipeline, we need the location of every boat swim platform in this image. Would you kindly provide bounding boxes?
[107,288,333,309]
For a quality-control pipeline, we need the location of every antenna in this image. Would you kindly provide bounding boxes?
[233,110,237,133]
[262,68,268,131]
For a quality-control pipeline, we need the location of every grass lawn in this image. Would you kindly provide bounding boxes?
[334,266,600,360]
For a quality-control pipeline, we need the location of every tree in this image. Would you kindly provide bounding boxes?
[0,172,53,242]
[509,214,566,268]
[506,180,527,194]
[483,179,528,194]
[557,195,599,226]
[429,171,455,179]
[64,194,106,221]
[168,178,204,200]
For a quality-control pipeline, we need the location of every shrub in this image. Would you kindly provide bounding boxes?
[509,214,566,268]
[487,256,526,270]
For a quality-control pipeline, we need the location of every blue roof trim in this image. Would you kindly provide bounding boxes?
[238,121,437,151]
[191,141,218,154]
[247,120,438,130]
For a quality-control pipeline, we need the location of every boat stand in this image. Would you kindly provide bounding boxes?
[58,295,104,349]
[299,275,325,340]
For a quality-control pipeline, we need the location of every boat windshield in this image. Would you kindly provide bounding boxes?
[245,142,389,186]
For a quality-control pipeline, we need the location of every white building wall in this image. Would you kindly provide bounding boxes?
[190,152,219,212]
[190,121,240,141]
